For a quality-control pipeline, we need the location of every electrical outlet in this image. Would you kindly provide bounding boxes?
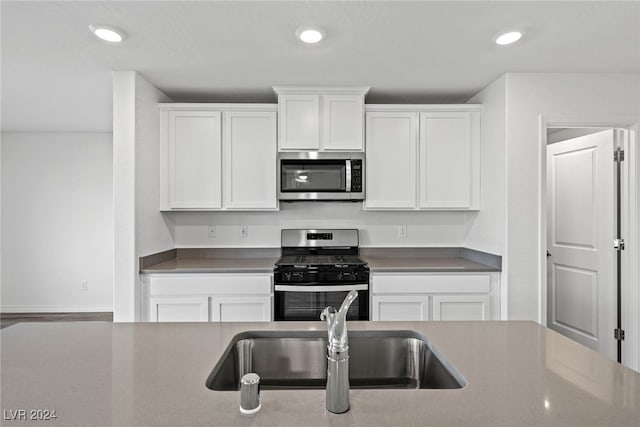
[208,226,216,238]
[240,225,248,238]
[81,280,89,291]
[398,225,408,238]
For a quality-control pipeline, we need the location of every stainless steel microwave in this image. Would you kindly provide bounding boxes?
[278,152,365,201]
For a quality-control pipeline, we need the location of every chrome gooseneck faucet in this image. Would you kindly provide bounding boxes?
[320,290,358,414]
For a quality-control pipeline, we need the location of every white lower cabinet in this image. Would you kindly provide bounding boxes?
[432,294,491,321]
[141,273,273,322]
[210,295,271,322]
[149,296,209,322]
[372,295,430,321]
[370,272,500,321]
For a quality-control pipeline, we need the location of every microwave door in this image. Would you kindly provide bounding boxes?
[281,160,346,193]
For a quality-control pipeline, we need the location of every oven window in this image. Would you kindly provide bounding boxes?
[275,290,369,321]
[281,160,346,192]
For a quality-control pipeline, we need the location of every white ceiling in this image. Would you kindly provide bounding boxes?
[2,1,639,132]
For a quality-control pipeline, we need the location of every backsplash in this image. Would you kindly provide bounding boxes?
[167,202,478,248]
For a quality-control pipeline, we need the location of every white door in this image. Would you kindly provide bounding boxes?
[546,130,615,360]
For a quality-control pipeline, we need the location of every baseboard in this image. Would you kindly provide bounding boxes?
[0,305,113,313]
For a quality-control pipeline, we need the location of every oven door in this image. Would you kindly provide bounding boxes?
[274,284,369,321]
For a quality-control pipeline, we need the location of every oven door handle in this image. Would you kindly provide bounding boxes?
[274,284,368,292]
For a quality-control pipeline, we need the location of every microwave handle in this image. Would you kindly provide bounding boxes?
[275,284,368,293]
[345,160,352,192]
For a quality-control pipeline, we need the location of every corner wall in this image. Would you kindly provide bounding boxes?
[466,74,508,319]
[113,71,173,322]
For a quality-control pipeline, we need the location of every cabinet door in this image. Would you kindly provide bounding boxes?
[419,112,479,209]
[149,296,209,322]
[223,111,277,209]
[322,94,364,151]
[432,295,490,321]
[364,112,418,209]
[372,295,429,321]
[169,111,222,208]
[278,94,320,150]
[210,295,272,322]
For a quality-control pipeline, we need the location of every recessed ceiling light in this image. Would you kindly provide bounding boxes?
[89,24,126,43]
[495,31,522,46]
[295,26,325,44]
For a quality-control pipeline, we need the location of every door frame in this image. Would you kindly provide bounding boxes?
[539,114,639,371]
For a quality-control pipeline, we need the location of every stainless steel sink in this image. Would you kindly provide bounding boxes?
[206,330,466,390]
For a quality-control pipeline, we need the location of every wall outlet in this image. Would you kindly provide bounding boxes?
[208,226,216,238]
[81,280,89,291]
[240,225,248,238]
[398,225,408,238]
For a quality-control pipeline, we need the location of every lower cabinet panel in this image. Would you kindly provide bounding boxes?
[143,274,273,322]
[432,295,490,321]
[211,295,271,322]
[149,296,209,322]
[372,295,429,321]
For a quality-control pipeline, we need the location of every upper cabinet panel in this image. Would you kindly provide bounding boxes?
[168,111,222,209]
[274,86,369,152]
[278,94,320,150]
[364,105,481,211]
[419,111,480,209]
[223,111,278,210]
[160,104,278,211]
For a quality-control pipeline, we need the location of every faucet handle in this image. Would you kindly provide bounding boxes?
[320,306,336,322]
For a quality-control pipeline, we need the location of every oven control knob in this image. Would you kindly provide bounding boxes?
[282,272,292,281]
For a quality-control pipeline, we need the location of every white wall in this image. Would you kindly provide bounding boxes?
[171,206,477,248]
[504,73,640,323]
[113,71,173,322]
[466,75,508,319]
[1,132,113,311]
[466,75,507,256]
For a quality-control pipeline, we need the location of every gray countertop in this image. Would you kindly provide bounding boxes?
[2,321,638,426]
[364,256,497,272]
[142,256,279,273]
[140,247,501,274]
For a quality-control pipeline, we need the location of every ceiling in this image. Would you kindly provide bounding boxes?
[2,1,639,133]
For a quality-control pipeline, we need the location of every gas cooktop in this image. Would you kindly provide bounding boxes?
[275,254,367,267]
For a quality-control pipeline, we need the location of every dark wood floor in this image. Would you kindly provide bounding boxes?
[0,312,113,329]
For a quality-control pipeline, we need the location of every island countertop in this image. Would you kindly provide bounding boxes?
[3,321,637,426]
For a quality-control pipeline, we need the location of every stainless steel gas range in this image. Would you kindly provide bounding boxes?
[273,229,370,321]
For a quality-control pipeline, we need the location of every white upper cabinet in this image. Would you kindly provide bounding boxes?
[160,104,278,211]
[365,111,418,209]
[167,111,222,209]
[364,105,481,210]
[274,86,369,151]
[223,111,277,209]
[419,112,479,209]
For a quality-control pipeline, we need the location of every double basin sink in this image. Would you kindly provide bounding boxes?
[206,330,466,390]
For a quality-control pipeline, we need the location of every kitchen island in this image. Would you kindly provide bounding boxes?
[2,321,639,426]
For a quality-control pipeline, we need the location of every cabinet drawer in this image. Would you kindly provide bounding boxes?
[147,273,272,296]
[372,273,490,294]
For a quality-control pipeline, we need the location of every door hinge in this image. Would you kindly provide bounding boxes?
[614,149,625,162]
[614,329,625,341]
[614,238,625,251]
